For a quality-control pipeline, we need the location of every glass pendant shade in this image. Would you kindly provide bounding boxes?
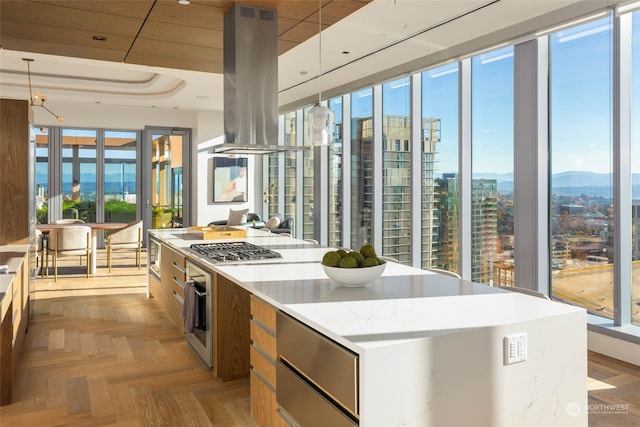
[308,103,334,147]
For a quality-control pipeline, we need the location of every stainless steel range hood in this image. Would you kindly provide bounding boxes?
[214,3,307,155]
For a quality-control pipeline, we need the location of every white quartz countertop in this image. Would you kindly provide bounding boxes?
[149,229,584,353]
[0,245,29,318]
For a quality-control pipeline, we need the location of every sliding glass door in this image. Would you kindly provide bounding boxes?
[143,127,190,233]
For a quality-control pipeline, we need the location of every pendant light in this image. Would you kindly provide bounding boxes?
[23,58,63,122]
[308,0,334,147]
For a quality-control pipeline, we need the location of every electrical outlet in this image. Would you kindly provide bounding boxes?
[504,332,527,365]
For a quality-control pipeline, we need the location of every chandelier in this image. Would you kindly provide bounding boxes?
[23,58,63,122]
[308,0,334,147]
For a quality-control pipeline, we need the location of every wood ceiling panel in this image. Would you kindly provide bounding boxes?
[0,0,368,73]
[125,50,222,74]
[34,0,154,18]
[280,21,327,44]
[306,0,373,26]
[0,1,142,36]
[278,16,300,36]
[1,20,133,54]
[148,1,224,30]
[1,37,127,64]
[128,38,221,68]
[266,0,320,20]
[138,21,222,49]
[278,39,298,55]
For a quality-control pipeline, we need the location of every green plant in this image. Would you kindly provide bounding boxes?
[152,206,175,215]
[105,200,136,213]
[36,205,48,223]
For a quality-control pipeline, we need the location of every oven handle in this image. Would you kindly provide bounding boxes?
[194,288,209,297]
[186,279,211,297]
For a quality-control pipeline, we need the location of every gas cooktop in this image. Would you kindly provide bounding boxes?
[190,241,282,263]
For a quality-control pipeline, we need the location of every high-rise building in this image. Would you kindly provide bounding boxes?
[471,179,498,283]
[435,173,460,273]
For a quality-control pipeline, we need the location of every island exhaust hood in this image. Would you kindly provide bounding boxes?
[214,3,307,155]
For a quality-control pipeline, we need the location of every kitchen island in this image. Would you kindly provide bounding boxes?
[148,228,587,427]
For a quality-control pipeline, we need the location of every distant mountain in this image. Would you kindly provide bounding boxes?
[470,171,640,198]
[552,171,614,187]
[472,172,514,182]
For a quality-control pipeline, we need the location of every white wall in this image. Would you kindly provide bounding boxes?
[33,101,198,129]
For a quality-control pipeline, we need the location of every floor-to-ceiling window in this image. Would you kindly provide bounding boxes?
[104,131,138,223]
[471,46,515,285]
[549,15,614,319]
[382,76,412,262]
[422,63,460,273]
[61,128,97,222]
[284,111,297,224]
[631,9,639,325]
[269,4,639,341]
[150,133,183,228]
[302,106,314,239]
[266,154,279,218]
[329,96,343,248]
[34,127,49,224]
[351,88,374,249]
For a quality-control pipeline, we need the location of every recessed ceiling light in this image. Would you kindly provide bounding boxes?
[342,51,350,55]
[178,0,190,4]
[92,35,107,41]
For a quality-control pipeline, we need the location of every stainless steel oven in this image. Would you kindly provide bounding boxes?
[185,260,213,370]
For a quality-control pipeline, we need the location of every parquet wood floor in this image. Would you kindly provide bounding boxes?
[0,250,638,426]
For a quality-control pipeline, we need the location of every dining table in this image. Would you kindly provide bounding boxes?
[36,222,127,275]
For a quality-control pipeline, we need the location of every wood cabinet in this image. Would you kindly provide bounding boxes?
[0,248,30,406]
[0,99,32,246]
[213,273,250,380]
[159,244,186,331]
[250,295,286,427]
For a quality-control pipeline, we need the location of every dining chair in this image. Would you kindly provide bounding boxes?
[34,229,45,277]
[48,225,92,281]
[105,220,143,272]
[53,219,85,224]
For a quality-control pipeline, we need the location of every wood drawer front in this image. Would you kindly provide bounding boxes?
[250,295,276,332]
[251,320,276,360]
[171,276,185,300]
[171,262,186,283]
[169,292,184,332]
[166,246,186,275]
[250,370,289,427]
[251,344,276,387]
[149,274,163,302]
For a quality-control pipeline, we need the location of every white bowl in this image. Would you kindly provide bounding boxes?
[322,262,386,287]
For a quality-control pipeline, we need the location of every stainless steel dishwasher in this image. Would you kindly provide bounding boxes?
[276,311,359,427]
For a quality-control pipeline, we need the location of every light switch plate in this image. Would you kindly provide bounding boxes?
[504,332,527,365]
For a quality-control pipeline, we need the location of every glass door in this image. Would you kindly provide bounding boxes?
[143,127,190,233]
[104,131,139,223]
[61,128,97,222]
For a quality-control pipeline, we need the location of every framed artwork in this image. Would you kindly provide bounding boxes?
[213,157,248,203]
